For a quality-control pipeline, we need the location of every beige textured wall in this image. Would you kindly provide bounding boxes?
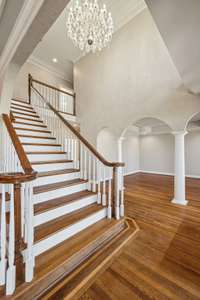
[74,9,200,145]
[13,61,73,102]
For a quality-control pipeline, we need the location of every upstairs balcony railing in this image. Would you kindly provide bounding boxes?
[28,74,76,116]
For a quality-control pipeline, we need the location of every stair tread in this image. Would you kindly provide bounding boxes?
[34,190,96,214]
[34,203,104,242]
[27,151,67,155]
[6,219,124,300]
[22,142,61,146]
[11,102,33,109]
[11,110,40,118]
[38,168,79,178]
[14,116,43,123]
[15,128,51,133]
[19,135,56,140]
[12,98,30,104]
[34,178,87,194]
[35,218,120,273]
[11,106,36,113]
[14,121,47,128]
[31,159,72,165]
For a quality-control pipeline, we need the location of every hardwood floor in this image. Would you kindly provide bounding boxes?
[81,173,200,300]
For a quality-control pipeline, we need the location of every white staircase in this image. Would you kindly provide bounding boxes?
[11,99,107,259]
[0,79,124,296]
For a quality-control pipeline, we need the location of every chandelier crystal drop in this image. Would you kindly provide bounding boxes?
[67,0,114,53]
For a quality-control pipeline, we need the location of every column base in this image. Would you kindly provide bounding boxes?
[171,198,188,206]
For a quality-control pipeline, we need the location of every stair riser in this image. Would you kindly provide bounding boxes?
[33,172,80,187]
[32,162,74,172]
[33,182,88,203]
[14,123,48,131]
[15,130,51,137]
[14,118,43,125]
[12,112,39,120]
[34,195,98,227]
[28,154,68,162]
[11,101,31,108]
[23,145,62,152]
[19,137,56,144]
[30,208,107,257]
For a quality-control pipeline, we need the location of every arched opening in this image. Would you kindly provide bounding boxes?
[185,112,200,206]
[120,117,174,176]
[120,117,176,204]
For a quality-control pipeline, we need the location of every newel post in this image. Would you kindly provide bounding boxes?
[14,183,25,281]
[28,74,32,104]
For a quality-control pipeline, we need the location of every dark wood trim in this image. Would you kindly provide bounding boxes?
[30,74,76,116]
[28,74,32,104]
[58,110,75,117]
[31,76,74,97]
[73,93,76,116]
[0,172,37,184]
[31,87,124,168]
[2,114,37,177]
[14,183,26,281]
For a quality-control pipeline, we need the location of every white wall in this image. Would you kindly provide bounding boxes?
[136,131,200,178]
[97,128,117,161]
[123,136,140,175]
[95,127,200,178]
[13,61,73,102]
[140,134,174,175]
[74,8,200,145]
[185,131,200,177]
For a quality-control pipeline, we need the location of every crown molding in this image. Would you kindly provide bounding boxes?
[0,0,45,78]
[28,55,73,85]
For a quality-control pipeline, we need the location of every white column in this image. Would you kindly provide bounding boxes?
[172,131,188,205]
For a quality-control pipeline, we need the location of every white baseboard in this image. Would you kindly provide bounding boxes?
[139,170,174,176]
[126,169,200,179]
[124,170,141,176]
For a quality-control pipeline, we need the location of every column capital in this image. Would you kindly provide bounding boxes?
[172,130,188,136]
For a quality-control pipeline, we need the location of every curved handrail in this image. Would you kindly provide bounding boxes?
[32,85,125,168]
[1,114,37,182]
[0,172,37,184]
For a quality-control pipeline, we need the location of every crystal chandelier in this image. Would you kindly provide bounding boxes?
[67,0,114,53]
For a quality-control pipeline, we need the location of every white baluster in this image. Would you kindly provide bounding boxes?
[6,184,16,295]
[80,143,84,179]
[97,160,101,204]
[102,166,106,206]
[24,183,34,282]
[84,147,87,180]
[0,184,7,286]
[92,156,96,192]
[108,169,112,219]
[88,153,92,191]
[115,168,120,220]
[120,167,125,217]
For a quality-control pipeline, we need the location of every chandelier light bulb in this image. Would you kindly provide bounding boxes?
[66,0,114,54]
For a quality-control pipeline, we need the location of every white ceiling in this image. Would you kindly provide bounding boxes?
[31,0,146,82]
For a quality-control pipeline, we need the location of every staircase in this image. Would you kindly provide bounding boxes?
[0,76,137,299]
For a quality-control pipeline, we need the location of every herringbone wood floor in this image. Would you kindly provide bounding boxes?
[81,173,200,300]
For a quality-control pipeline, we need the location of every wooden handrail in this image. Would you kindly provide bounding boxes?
[2,114,37,178]
[31,77,75,97]
[0,172,37,184]
[32,86,125,168]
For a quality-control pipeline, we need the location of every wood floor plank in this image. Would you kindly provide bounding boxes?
[81,173,200,300]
